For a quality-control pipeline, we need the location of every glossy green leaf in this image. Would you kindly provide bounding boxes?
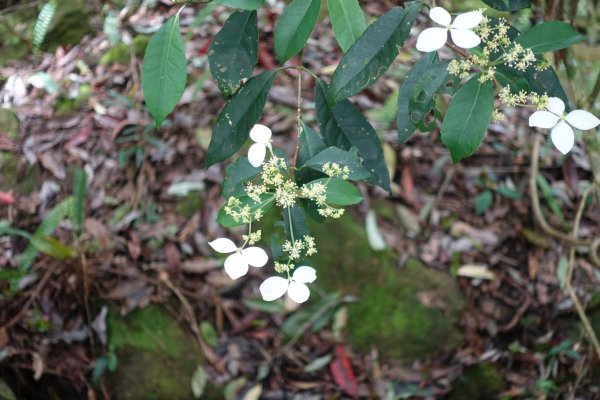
[303,147,370,181]
[495,67,529,93]
[217,194,275,227]
[296,121,327,186]
[209,11,258,96]
[441,76,494,163]
[316,80,390,192]
[327,0,366,52]
[283,205,310,242]
[480,0,530,11]
[308,177,363,205]
[328,3,421,103]
[206,70,276,166]
[516,21,585,54]
[142,14,187,129]
[274,0,321,63]
[215,0,265,9]
[222,157,261,197]
[397,52,437,142]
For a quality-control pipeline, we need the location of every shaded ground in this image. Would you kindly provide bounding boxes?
[1,0,600,399]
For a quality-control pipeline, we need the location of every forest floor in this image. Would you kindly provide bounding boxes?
[1,0,600,399]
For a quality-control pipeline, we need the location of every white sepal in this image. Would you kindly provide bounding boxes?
[208,238,238,253]
[551,121,575,155]
[546,97,565,116]
[248,143,267,168]
[292,266,317,284]
[429,7,451,26]
[453,11,483,30]
[565,110,600,130]
[529,111,560,129]
[416,27,448,52]
[249,124,272,144]
[242,247,268,268]
[224,253,249,280]
[259,277,289,301]
[287,281,310,303]
[450,29,481,49]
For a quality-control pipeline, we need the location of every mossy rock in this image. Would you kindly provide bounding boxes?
[42,0,92,51]
[447,363,504,400]
[100,36,150,65]
[309,214,465,362]
[107,305,209,399]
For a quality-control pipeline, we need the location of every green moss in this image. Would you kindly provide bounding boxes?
[448,363,504,400]
[309,214,465,362]
[107,305,206,399]
[42,0,92,51]
[100,36,150,65]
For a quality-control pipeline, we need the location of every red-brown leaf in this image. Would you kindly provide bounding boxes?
[330,345,359,398]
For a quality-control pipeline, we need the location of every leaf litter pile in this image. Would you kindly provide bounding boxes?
[1,1,600,398]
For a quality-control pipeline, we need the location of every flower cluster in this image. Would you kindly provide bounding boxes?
[223,197,263,224]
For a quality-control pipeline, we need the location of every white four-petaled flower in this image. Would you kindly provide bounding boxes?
[208,238,268,280]
[259,266,317,304]
[416,7,483,52]
[529,97,600,154]
[248,124,272,167]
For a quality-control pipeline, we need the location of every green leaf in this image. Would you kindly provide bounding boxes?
[217,194,275,227]
[274,0,321,63]
[199,321,218,347]
[222,157,261,197]
[283,205,310,242]
[71,167,87,235]
[480,0,530,11]
[397,52,437,142]
[495,67,529,93]
[516,21,585,54]
[21,197,74,269]
[208,11,258,96]
[328,3,421,103]
[303,147,370,181]
[244,298,287,313]
[142,13,187,129]
[441,76,494,163]
[298,121,326,166]
[475,189,493,215]
[215,0,265,9]
[29,236,74,260]
[309,177,363,205]
[327,0,366,53]
[316,80,390,192]
[206,70,276,166]
[296,121,327,186]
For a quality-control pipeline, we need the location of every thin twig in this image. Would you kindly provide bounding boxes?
[565,184,600,359]
[290,51,304,174]
[3,266,52,329]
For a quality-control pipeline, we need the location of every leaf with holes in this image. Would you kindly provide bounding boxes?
[206,70,276,166]
[441,76,494,163]
[397,52,437,142]
[327,0,366,52]
[274,0,321,63]
[209,11,258,96]
[142,13,187,129]
[328,3,421,103]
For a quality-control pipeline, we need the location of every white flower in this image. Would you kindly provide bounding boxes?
[529,97,600,154]
[208,238,268,280]
[248,124,272,167]
[416,7,483,52]
[259,266,317,304]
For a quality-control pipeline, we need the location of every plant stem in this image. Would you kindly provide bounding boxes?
[290,51,304,175]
